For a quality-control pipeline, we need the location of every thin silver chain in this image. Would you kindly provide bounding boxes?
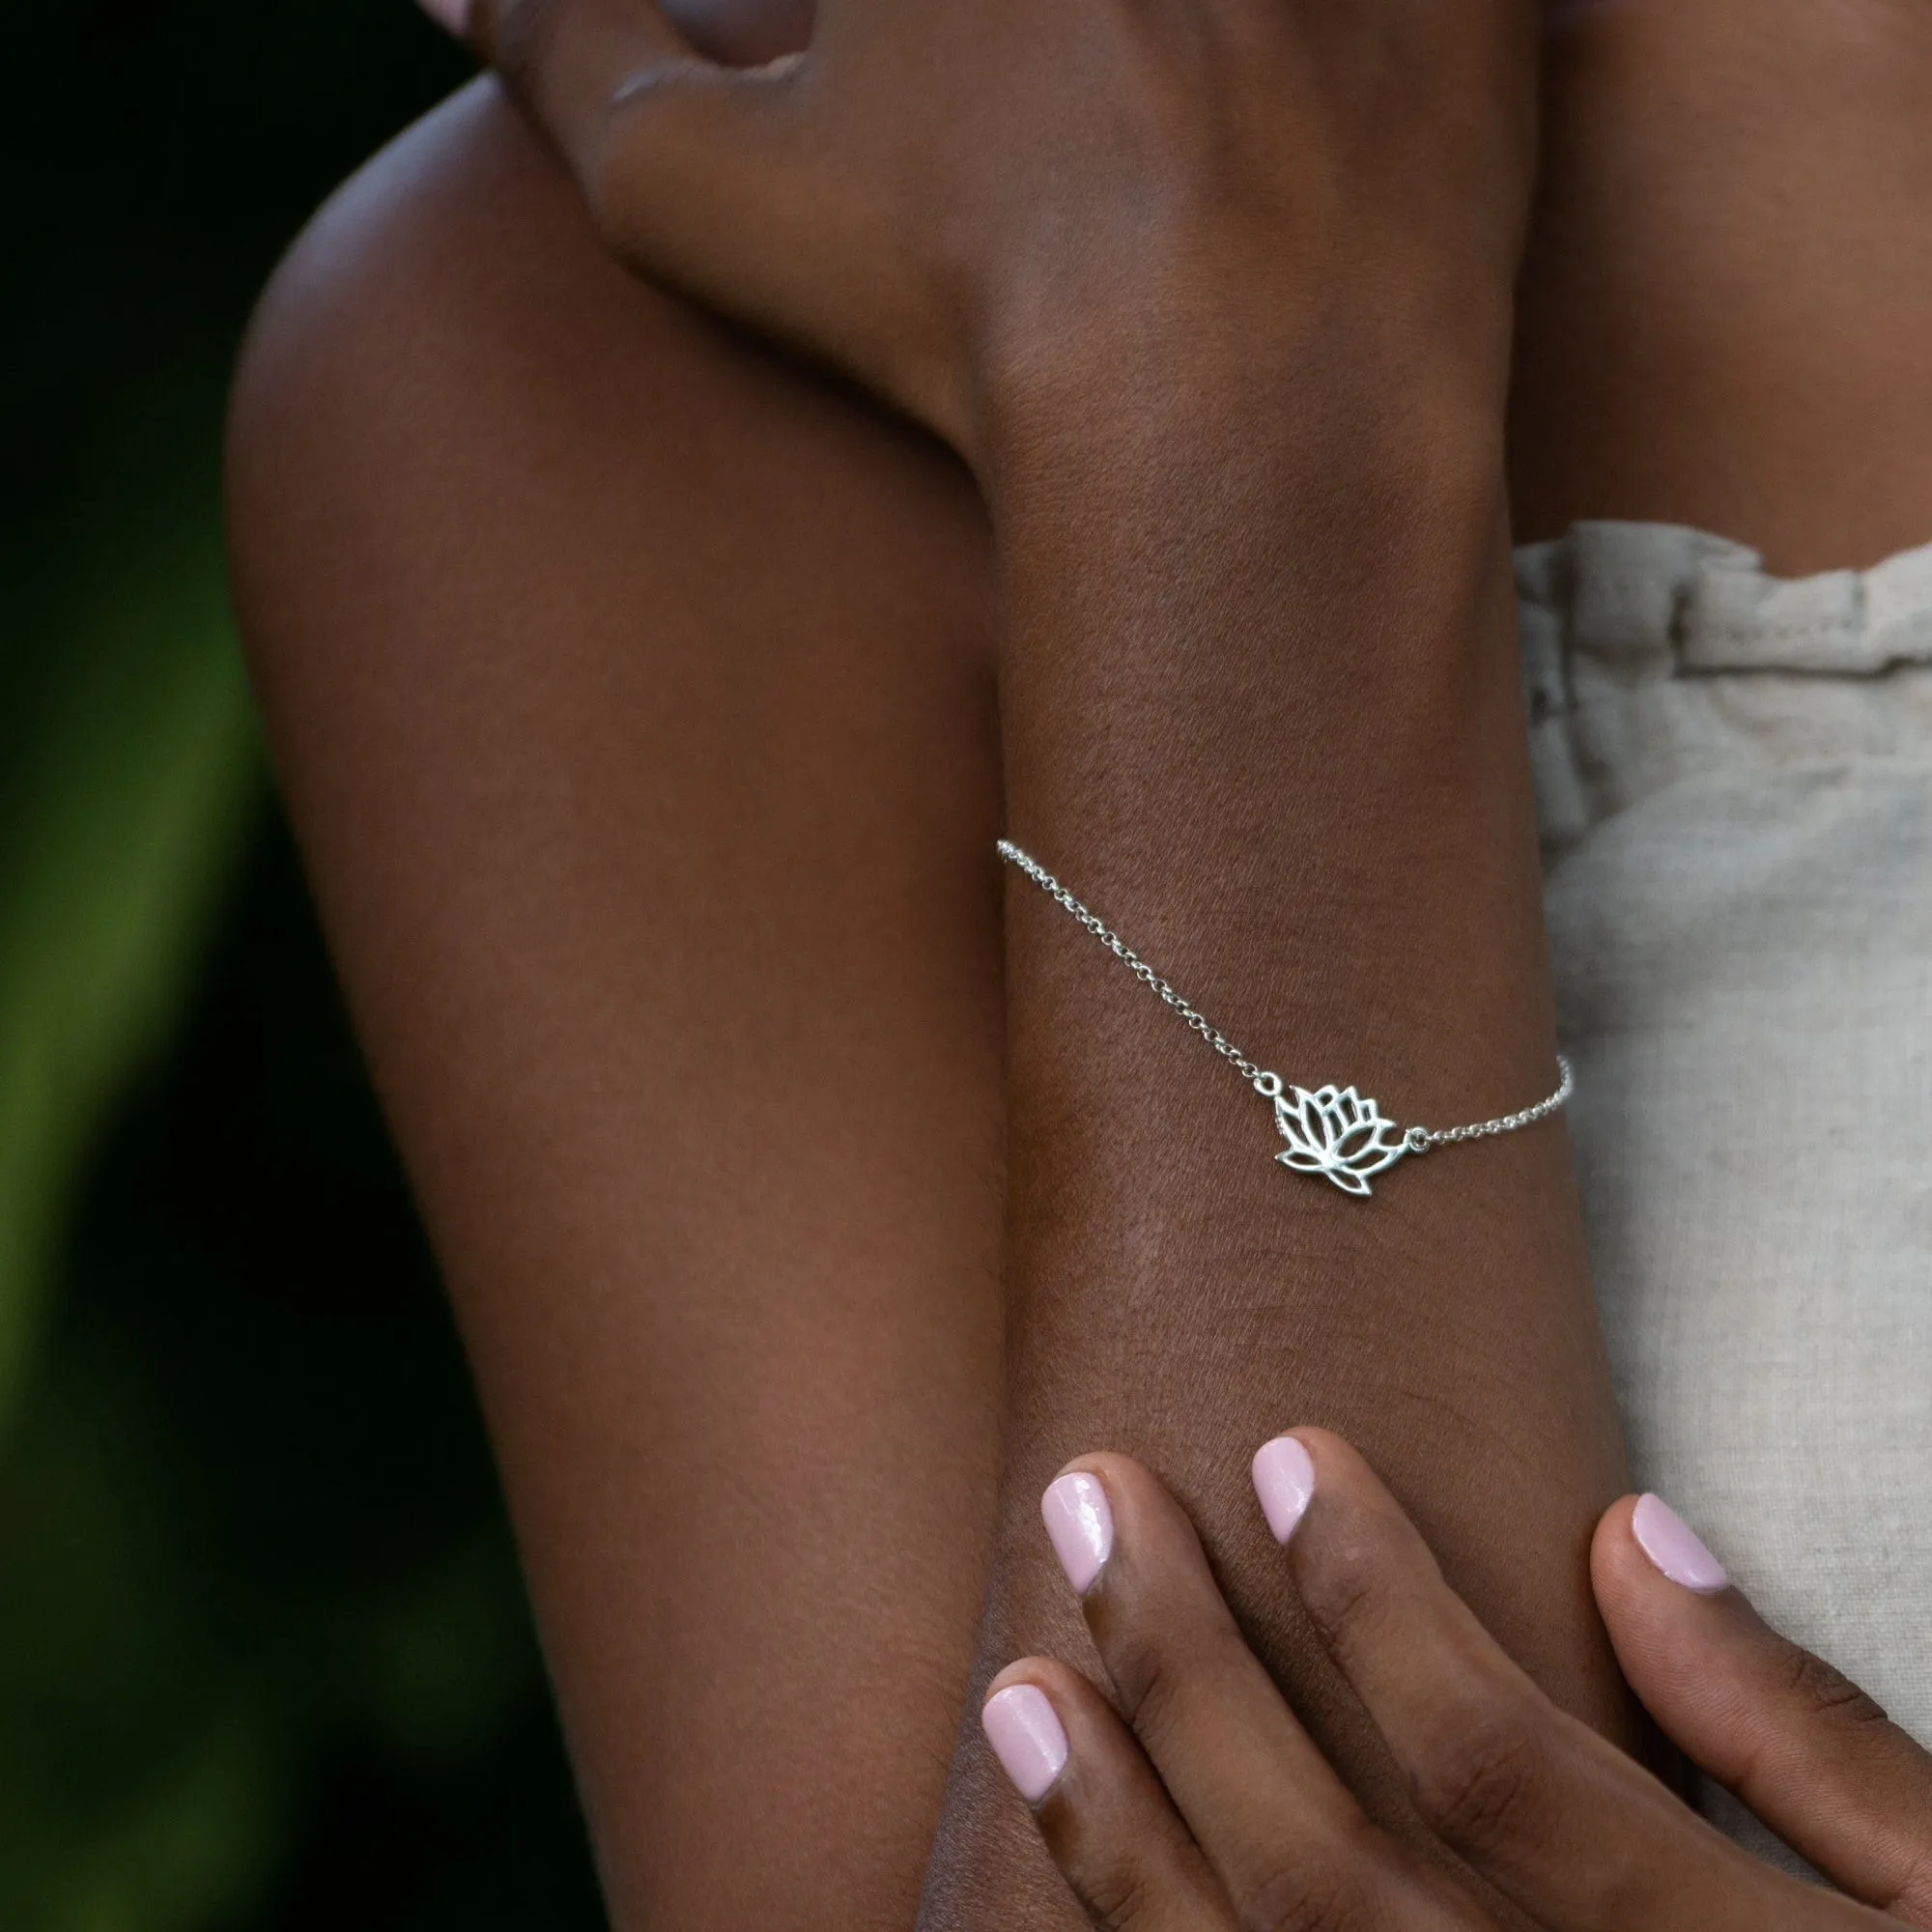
[997,839,1270,1082]
[1422,1056,1573,1146]
[997,838,1571,1151]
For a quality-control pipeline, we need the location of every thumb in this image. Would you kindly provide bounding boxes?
[467,0,822,342]
[1593,1493,1932,1923]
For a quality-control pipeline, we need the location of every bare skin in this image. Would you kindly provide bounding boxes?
[1512,0,1932,570]
[225,0,1932,1926]
[229,88,1006,1930]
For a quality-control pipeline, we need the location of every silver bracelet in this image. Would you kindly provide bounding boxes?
[998,838,1572,1198]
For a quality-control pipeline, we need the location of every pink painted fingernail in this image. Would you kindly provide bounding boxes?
[1042,1471,1113,1596]
[1632,1493,1729,1594]
[1252,1435,1317,1544]
[414,0,472,37]
[981,1685,1068,1804]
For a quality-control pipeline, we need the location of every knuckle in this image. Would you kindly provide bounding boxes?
[1106,1615,1253,1767]
[582,85,683,244]
[582,116,644,248]
[1105,1617,1196,1756]
[1078,1861,1162,1932]
[1238,1844,1383,1932]
[490,0,565,96]
[486,0,664,254]
[1298,1521,1400,1670]
[1887,1844,1932,1924]
[1776,1643,1890,1733]
[1047,1779,1191,1932]
[1407,1694,1550,1857]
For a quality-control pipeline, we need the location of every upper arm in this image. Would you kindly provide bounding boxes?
[226,79,1009,1932]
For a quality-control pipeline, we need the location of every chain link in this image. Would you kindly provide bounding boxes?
[997,838,1571,1150]
[1414,1055,1573,1150]
[997,839,1266,1082]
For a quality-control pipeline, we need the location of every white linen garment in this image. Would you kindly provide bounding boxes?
[1519,522,1932,1864]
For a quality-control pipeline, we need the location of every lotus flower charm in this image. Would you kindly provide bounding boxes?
[1264,1078,1415,1196]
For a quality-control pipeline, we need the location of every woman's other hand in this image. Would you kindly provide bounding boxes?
[985,1435,1932,1928]
[436,0,1535,465]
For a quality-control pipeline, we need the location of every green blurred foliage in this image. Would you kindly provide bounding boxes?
[2,4,602,1926]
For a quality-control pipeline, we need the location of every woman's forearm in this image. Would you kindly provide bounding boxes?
[923,332,1634,1924]
[456,0,1630,1767]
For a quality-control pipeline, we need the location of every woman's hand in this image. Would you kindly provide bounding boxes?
[986,1435,1932,1929]
[463,0,1537,464]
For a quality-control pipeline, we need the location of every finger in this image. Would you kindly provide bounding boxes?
[1272,1431,1841,1932]
[659,0,812,68]
[1594,1495,1932,1924]
[981,1660,1237,1931]
[474,0,818,327]
[1045,1455,1479,1930]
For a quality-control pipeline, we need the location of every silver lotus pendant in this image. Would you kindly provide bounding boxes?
[1254,1073,1420,1197]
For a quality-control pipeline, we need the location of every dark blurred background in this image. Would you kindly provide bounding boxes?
[4,5,604,1925]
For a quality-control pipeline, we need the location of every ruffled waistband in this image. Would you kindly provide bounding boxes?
[1516,522,1932,679]
[1513,523,1932,854]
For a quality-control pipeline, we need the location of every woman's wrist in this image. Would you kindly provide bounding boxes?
[982,305,1513,552]
[984,351,1518,768]
[989,387,1526,963]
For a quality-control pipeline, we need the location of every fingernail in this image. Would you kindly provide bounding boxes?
[414,0,472,37]
[1252,1435,1317,1544]
[981,1685,1068,1804]
[1632,1493,1728,1594]
[1041,1471,1113,1595]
